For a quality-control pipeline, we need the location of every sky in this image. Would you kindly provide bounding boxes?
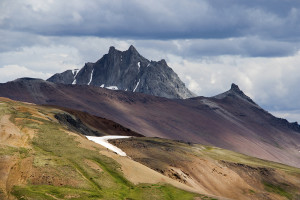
[1,0,300,122]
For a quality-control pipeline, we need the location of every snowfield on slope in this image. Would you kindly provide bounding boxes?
[86,136,131,156]
[105,86,118,90]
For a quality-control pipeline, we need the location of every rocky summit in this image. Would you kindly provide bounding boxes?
[47,45,195,99]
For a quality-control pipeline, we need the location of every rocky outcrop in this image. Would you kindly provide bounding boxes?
[47,70,77,84]
[213,83,258,106]
[47,45,195,99]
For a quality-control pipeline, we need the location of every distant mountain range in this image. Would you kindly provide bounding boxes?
[1,78,300,168]
[47,45,195,99]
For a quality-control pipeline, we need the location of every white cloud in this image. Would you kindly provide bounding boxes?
[184,75,200,94]
[25,0,54,12]
[169,51,300,112]
[0,65,51,82]
[0,44,83,74]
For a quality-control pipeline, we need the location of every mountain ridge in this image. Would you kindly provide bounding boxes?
[47,45,195,99]
[1,79,300,168]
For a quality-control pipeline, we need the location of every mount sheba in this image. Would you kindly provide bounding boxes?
[48,45,195,99]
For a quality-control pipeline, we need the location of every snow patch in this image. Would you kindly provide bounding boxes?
[72,69,79,85]
[88,69,94,85]
[100,84,105,88]
[106,86,118,90]
[72,69,79,75]
[137,62,140,70]
[86,136,131,156]
[146,63,150,67]
[133,79,140,92]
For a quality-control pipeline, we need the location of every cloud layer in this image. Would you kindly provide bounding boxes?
[2,0,300,40]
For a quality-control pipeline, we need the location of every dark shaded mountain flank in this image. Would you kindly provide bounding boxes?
[47,45,195,99]
[54,113,102,136]
[53,106,143,137]
[0,78,300,168]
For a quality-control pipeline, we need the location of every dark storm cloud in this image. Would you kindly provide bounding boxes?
[1,0,300,41]
[133,37,298,58]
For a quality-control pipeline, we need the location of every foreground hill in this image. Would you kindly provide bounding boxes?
[1,97,300,200]
[47,45,195,99]
[0,97,209,200]
[1,98,300,200]
[0,79,300,169]
[111,137,300,200]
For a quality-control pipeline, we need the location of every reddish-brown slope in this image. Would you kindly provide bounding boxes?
[0,78,300,168]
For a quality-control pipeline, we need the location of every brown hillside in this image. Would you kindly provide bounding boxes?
[0,79,300,168]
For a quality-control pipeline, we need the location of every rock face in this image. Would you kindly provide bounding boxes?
[47,45,195,99]
[213,83,258,106]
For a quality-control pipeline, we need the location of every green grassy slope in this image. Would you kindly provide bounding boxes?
[0,98,208,200]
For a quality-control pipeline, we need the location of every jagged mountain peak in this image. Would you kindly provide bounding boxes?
[128,45,138,53]
[158,59,167,65]
[230,83,240,91]
[108,46,116,53]
[213,83,257,106]
[229,83,248,96]
[108,45,139,56]
[47,45,195,99]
